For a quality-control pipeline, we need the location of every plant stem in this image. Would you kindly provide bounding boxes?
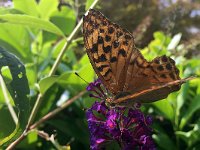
[26,0,99,129]
[30,90,86,129]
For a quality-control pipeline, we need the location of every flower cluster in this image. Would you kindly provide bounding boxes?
[86,79,156,150]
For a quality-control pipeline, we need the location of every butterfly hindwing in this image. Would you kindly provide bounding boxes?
[124,55,181,92]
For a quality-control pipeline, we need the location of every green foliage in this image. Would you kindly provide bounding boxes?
[0,14,64,36]
[0,0,199,149]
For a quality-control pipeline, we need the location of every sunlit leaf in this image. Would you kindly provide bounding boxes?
[0,24,31,61]
[38,0,58,20]
[0,14,64,36]
[38,76,58,95]
[152,98,174,121]
[85,0,94,10]
[13,0,39,16]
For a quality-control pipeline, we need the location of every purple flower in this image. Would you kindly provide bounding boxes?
[86,79,156,150]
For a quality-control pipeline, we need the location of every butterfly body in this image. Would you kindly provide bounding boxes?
[83,9,194,106]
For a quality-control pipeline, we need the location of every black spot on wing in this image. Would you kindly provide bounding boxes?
[157,65,164,71]
[162,55,168,62]
[97,65,109,72]
[99,54,107,62]
[110,57,117,63]
[91,43,98,53]
[98,36,104,44]
[166,63,172,70]
[105,35,111,42]
[113,41,119,48]
[103,45,111,53]
[154,59,160,64]
[118,49,126,57]
[108,26,114,34]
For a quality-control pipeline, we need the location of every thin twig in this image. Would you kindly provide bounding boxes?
[30,90,86,129]
[6,130,27,150]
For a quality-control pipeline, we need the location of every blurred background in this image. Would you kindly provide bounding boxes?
[0,0,200,149]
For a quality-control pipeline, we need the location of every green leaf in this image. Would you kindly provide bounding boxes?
[38,76,59,95]
[153,123,176,150]
[13,0,39,16]
[153,133,176,150]
[50,7,76,35]
[0,14,65,36]
[176,82,191,121]
[153,98,174,121]
[0,24,31,61]
[38,0,58,19]
[35,86,59,120]
[142,31,171,60]
[176,123,200,147]
[85,0,94,10]
[0,106,16,139]
[38,54,93,95]
[179,94,200,129]
[58,54,94,84]
[0,47,30,146]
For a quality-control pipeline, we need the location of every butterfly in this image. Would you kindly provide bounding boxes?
[83,9,194,106]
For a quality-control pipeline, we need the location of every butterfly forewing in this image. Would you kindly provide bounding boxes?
[83,9,193,105]
[83,9,135,94]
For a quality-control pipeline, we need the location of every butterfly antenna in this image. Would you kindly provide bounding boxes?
[75,72,89,84]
